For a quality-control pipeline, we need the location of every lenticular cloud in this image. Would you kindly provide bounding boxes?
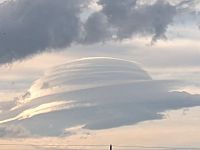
[0,57,200,137]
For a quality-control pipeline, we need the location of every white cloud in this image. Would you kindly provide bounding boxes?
[0,57,200,137]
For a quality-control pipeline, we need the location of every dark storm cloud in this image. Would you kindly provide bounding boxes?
[84,0,176,43]
[0,0,87,64]
[83,12,111,44]
[0,0,198,64]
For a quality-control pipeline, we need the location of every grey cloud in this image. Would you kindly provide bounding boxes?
[0,0,198,64]
[0,0,87,64]
[84,0,177,43]
[82,12,111,44]
[0,125,30,138]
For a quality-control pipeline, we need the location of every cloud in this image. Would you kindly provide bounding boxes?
[0,0,198,64]
[176,0,200,13]
[0,100,16,112]
[0,0,87,64]
[1,57,200,136]
[0,125,30,138]
[83,12,111,43]
[92,0,176,42]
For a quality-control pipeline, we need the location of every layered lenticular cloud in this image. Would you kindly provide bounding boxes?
[0,0,199,64]
[0,57,200,137]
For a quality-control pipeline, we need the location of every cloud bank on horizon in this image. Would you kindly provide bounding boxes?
[0,0,199,64]
[1,57,200,137]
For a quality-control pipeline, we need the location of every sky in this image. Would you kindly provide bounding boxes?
[0,0,200,149]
